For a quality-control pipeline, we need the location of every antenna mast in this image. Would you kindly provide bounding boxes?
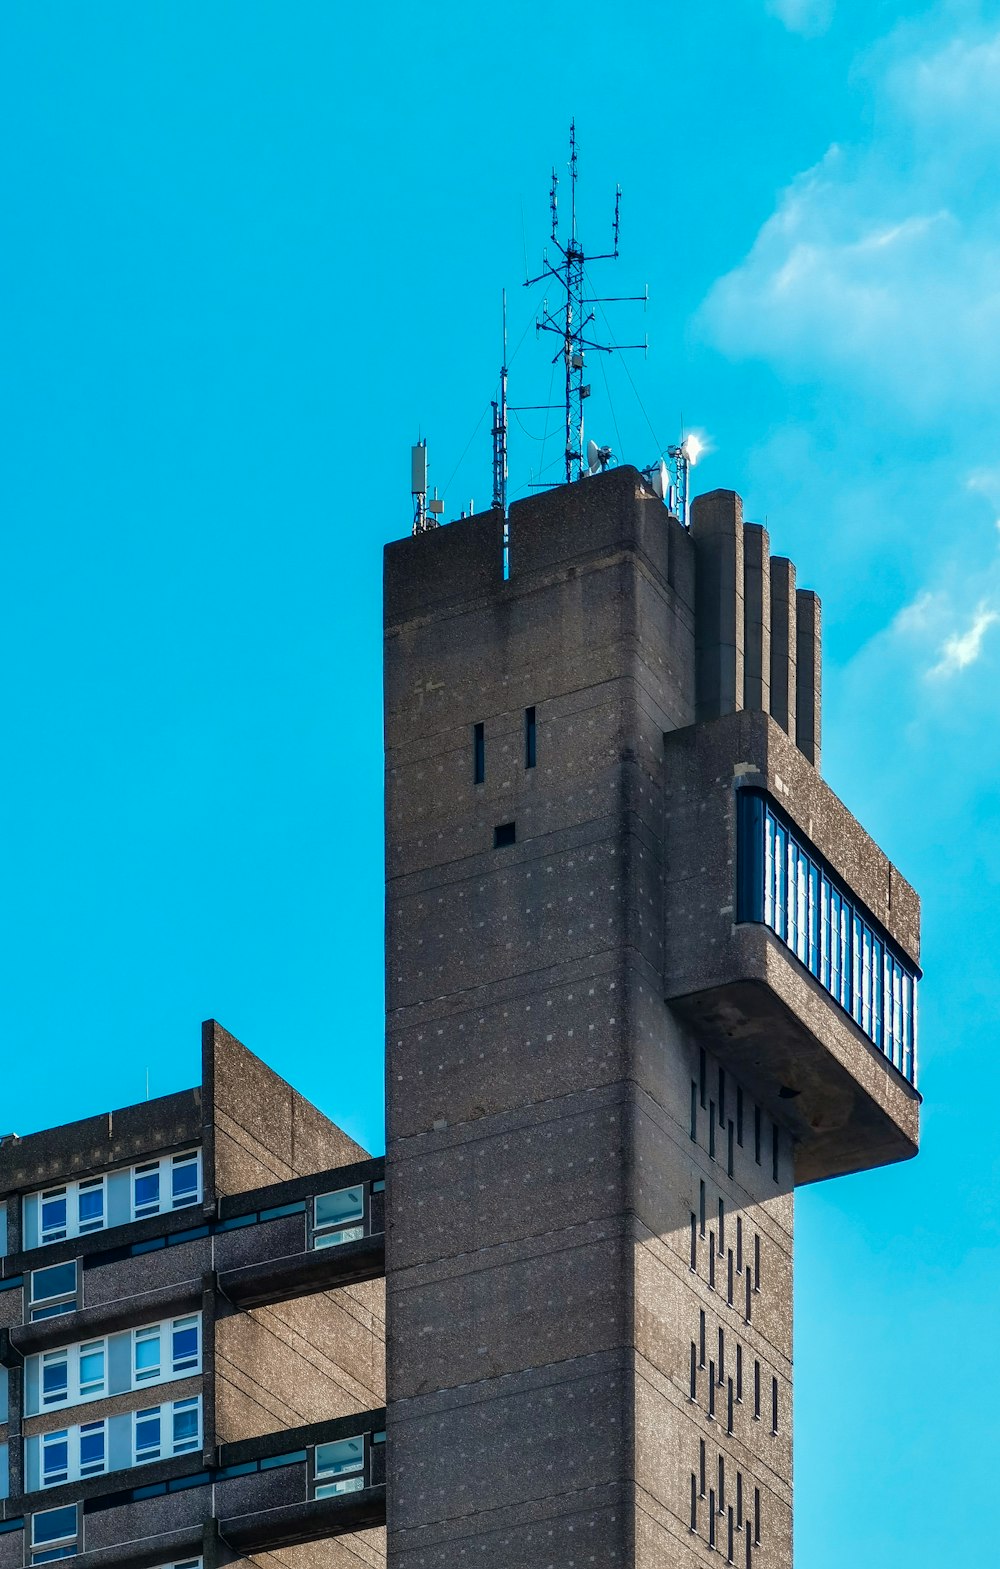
[525,121,646,484]
[411,439,444,535]
[491,291,508,515]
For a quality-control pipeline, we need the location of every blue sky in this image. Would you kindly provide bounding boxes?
[1,0,997,1560]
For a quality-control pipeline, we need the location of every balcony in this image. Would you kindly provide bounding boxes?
[662,710,921,1185]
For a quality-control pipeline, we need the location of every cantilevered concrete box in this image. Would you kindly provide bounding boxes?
[663,708,921,1184]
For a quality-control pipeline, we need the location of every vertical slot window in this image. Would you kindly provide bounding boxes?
[524,707,536,768]
[754,1107,762,1165]
[771,1377,779,1435]
[772,1125,780,1184]
[690,1081,698,1142]
[473,722,485,785]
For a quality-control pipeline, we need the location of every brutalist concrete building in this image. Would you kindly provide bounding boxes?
[2,468,920,1569]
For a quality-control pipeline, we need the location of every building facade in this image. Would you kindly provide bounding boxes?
[383,471,920,1567]
[3,467,921,1569]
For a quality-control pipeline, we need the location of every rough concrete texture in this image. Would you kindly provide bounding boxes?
[204,1020,369,1197]
[384,468,918,1569]
[216,1278,385,1443]
[239,1534,387,1569]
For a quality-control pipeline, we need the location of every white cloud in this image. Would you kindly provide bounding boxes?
[928,602,999,678]
[766,0,833,36]
[699,22,1000,418]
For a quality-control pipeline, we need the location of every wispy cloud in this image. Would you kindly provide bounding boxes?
[928,602,999,678]
[765,0,833,36]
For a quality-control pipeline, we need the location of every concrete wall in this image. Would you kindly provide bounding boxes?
[204,1021,369,1199]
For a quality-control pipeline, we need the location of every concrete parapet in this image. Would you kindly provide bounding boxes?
[691,490,745,723]
[743,524,771,715]
[795,589,821,768]
[768,557,797,739]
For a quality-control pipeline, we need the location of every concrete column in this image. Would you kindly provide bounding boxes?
[743,524,771,714]
[691,490,745,723]
[769,557,797,739]
[796,589,822,770]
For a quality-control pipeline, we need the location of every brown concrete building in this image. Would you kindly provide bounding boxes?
[1,1023,387,1569]
[383,470,920,1568]
[3,467,920,1569]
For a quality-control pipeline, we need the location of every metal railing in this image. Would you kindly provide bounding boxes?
[737,790,918,1086]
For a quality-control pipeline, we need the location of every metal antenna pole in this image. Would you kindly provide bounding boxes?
[492,290,508,516]
[525,124,646,486]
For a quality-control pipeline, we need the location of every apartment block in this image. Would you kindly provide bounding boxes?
[0,1022,387,1569]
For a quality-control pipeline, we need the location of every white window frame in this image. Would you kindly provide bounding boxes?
[36,1177,107,1247]
[30,1504,79,1564]
[36,1338,108,1412]
[312,1186,365,1250]
[131,1313,202,1390]
[40,1419,107,1488]
[314,1434,366,1498]
[131,1151,202,1222]
[29,1262,78,1322]
[132,1396,202,1465]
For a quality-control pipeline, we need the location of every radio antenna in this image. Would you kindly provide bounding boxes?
[491,291,508,516]
[525,121,646,484]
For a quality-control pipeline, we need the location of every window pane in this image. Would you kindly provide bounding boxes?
[134,1167,160,1212]
[172,1319,199,1370]
[42,1434,69,1484]
[79,1424,105,1474]
[135,1330,161,1380]
[315,1436,365,1477]
[40,1193,68,1238]
[79,1344,105,1392]
[135,1410,161,1458]
[315,1188,364,1229]
[171,1158,199,1207]
[77,1184,104,1232]
[32,1506,77,1546]
[172,1399,200,1450]
[31,1262,76,1303]
[42,1355,69,1404]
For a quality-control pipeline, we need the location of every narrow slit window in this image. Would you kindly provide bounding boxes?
[745,1268,752,1323]
[754,1234,761,1292]
[736,1343,743,1402]
[728,1505,735,1564]
[699,1438,706,1496]
[699,1048,707,1109]
[727,1378,734,1436]
[727,1249,735,1306]
[494,821,516,848]
[772,1124,780,1183]
[699,1180,706,1237]
[473,722,485,785]
[708,1364,716,1419]
[717,1198,725,1251]
[718,1454,725,1507]
[709,1108,717,1161]
[690,1081,698,1142]
[689,1212,697,1271]
[727,1121,735,1179]
[754,1488,761,1545]
[717,1327,725,1380]
[689,1342,697,1400]
[736,1085,744,1146]
[709,1237,716,1291]
[718,1067,726,1124]
[709,1492,716,1549]
[524,707,536,769]
[690,1474,698,1532]
[699,1309,706,1367]
[754,1107,762,1164]
[771,1376,779,1435]
[753,1360,761,1420]
[737,1216,744,1274]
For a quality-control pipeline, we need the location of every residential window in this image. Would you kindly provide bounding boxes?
[312,1187,364,1250]
[314,1435,365,1498]
[37,1341,106,1411]
[133,1397,202,1465]
[132,1152,201,1221]
[38,1178,105,1247]
[30,1505,78,1564]
[30,1262,78,1322]
[41,1421,106,1488]
[133,1315,202,1388]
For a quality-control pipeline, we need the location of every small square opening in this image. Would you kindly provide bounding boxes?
[494,822,516,848]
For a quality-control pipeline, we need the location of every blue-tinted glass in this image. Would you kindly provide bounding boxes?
[315,1436,364,1476]
[43,1437,68,1480]
[315,1187,364,1229]
[134,1171,159,1210]
[172,1161,199,1204]
[135,1412,161,1454]
[173,1403,199,1446]
[40,1195,67,1235]
[135,1333,160,1378]
[172,1324,199,1368]
[31,1548,77,1563]
[77,1187,103,1228]
[79,1346,104,1390]
[32,1506,77,1545]
[42,1359,68,1402]
[79,1425,104,1471]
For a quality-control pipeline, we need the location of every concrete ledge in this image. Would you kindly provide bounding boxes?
[220,1486,386,1551]
[217,1234,385,1309]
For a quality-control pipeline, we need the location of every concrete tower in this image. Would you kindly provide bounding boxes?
[383,470,920,1567]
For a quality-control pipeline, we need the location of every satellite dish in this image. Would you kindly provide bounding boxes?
[586,440,614,476]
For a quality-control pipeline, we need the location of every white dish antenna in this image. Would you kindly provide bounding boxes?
[586,439,614,475]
